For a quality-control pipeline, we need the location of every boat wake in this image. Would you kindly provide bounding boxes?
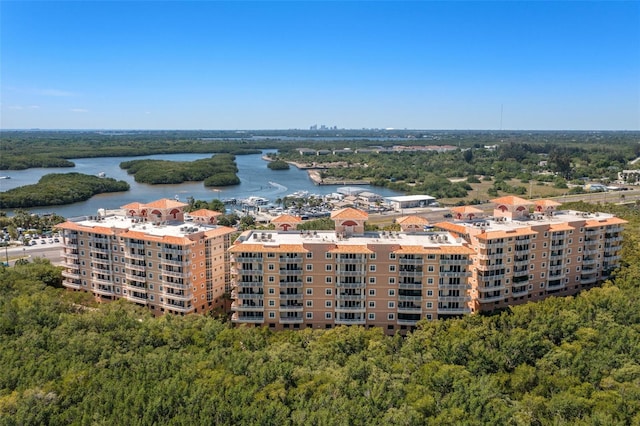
[268,181,288,192]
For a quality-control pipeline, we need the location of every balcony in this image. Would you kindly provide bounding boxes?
[398,295,422,302]
[126,262,146,272]
[439,283,471,291]
[335,281,365,289]
[163,280,188,290]
[231,302,264,312]
[63,251,79,260]
[582,258,596,266]
[397,318,421,325]
[162,302,193,313]
[279,304,304,312]
[399,270,423,278]
[580,276,597,285]
[93,285,115,296]
[164,292,191,302]
[162,248,187,256]
[232,289,260,299]
[63,279,82,290]
[235,280,264,288]
[335,304,366,313]
[125,252,145,261]
[162,258,187,267]
[279,280,303,288]
[232,255,263,262]
[479,294,504,303]
[440,259,471,266]
[62,270,81,280]
[511,285,529,296]
[437,306,470,315]
[336,293,365,301]
[233,267,264,275]
[279,293,303,301]
[336,269,366,277]
[279,315,304,324]
[547,280,565,289]
[399,258,424,265]
[125,293,148,304]
[231,313,264,323]
[125,271,146,281]
[335,257,366,264]
[126,241,145,250]
[278,269,303,276]
[398,282,423,290]
[397,305,422,313]
[439,271,470,278]
[278,257,303,264]
[335,316,366,325]
[163,269,189,279]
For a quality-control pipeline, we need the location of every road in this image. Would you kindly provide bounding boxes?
[2,241,64,266]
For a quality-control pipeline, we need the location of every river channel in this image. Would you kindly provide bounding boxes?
[0,151,403,218]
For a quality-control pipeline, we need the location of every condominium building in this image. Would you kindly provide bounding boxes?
[436,196,626,313]
[57,199,235,316]
[229,208,475,334]
[230,199,625,333]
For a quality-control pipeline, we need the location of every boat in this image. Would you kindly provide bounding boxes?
[0,176,11,179]
[97,172,106,178]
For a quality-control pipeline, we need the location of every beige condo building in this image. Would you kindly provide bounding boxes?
[230,198,626,333]
[57,199,235,315]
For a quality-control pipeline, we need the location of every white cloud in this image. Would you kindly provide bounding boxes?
[70,108,88,113]
[8,105,24,110]
[37,88,76,97]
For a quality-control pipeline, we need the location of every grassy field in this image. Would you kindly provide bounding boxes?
[438,179,567,206]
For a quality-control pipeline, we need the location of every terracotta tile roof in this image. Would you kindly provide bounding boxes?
[204,227,235,238]
[549,223,576,232]
[534,199,561,208]
[330,208,369,220]
[229,244,308,254]
[121,202,144,210]
[271,214,302,223]
[396,215,430,225]
[490,196,533,206]
[475,228,537,240]
[451,206,484,214]
[55,221,121,235]
[585,217,628,227]
[120,230,192,245]
[190,209,222,217]
[434,222,470,235]
[392,245,475,255]
[144,198,189,209]
[328,245,374,254]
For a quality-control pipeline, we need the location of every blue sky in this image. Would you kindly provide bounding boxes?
[1,1,639,130]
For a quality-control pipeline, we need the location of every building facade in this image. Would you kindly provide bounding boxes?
[57,199,235,316]
[230,199,625,333]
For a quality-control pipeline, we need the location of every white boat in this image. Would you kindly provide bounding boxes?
[0,176,11,179]
[97,172,106,178]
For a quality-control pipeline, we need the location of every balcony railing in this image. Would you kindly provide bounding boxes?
[335,257,366,264]
[279,293,303,300]
[335,305,366,313]
[437,306,470,315]
[334,317,366,325]
[335,281,365,289]
[62,270,81,280]
[399,258,424,265]
[398,282,423,290]
[279,304,304,312]
[336,294,365,301]
[231,302,264,312]
[279,281,303,288]
[231,313,264,323]
[63,279,82,290]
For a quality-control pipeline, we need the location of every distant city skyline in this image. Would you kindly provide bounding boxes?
[1,1,639,131]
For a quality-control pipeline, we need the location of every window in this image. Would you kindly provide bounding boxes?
[427,254,436,260]
[389,277,396,284]
[426,302,433,308]
[389,253,396,260]
[388,301,395,308]
[268,300,275,307]
[306,264,313,271]
[268,288,275,294]
[388,289,396,296]
[325,288,332,295]
[325,300,332,308]
[428,266,434,272]
[427,290,433,296]
[368,289,375,296]
[368,313,375,320]
[370,254,376,260]
[426,314,433,320]
[268,276,275,283]
[368,277,376,284]
[306,288,313,295]
[325,276,332,283]
[388,265,395,272]
[269,312,276,319]
[306,252,313,259]
[268,264,274,270]
[325,252,331,259]
[368,301,375,308]
[370,265,376,272]
[427,278,434,284]
[306,277,313,283]
[388,313,395,320]
[306,300,313,307]
[306,312,313,319]
[325,312,332,319]
[325,264,332,271]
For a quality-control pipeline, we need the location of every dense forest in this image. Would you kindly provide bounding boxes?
[0,203,639,424]
[0,173,129,209]
[120,154,240,186]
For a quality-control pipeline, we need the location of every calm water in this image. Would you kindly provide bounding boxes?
[0,151,402,217]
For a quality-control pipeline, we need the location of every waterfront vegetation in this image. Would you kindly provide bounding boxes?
[120,154,240,186]
[0,173,129,209]
[266,159,290,170]
[1,203,639,424]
